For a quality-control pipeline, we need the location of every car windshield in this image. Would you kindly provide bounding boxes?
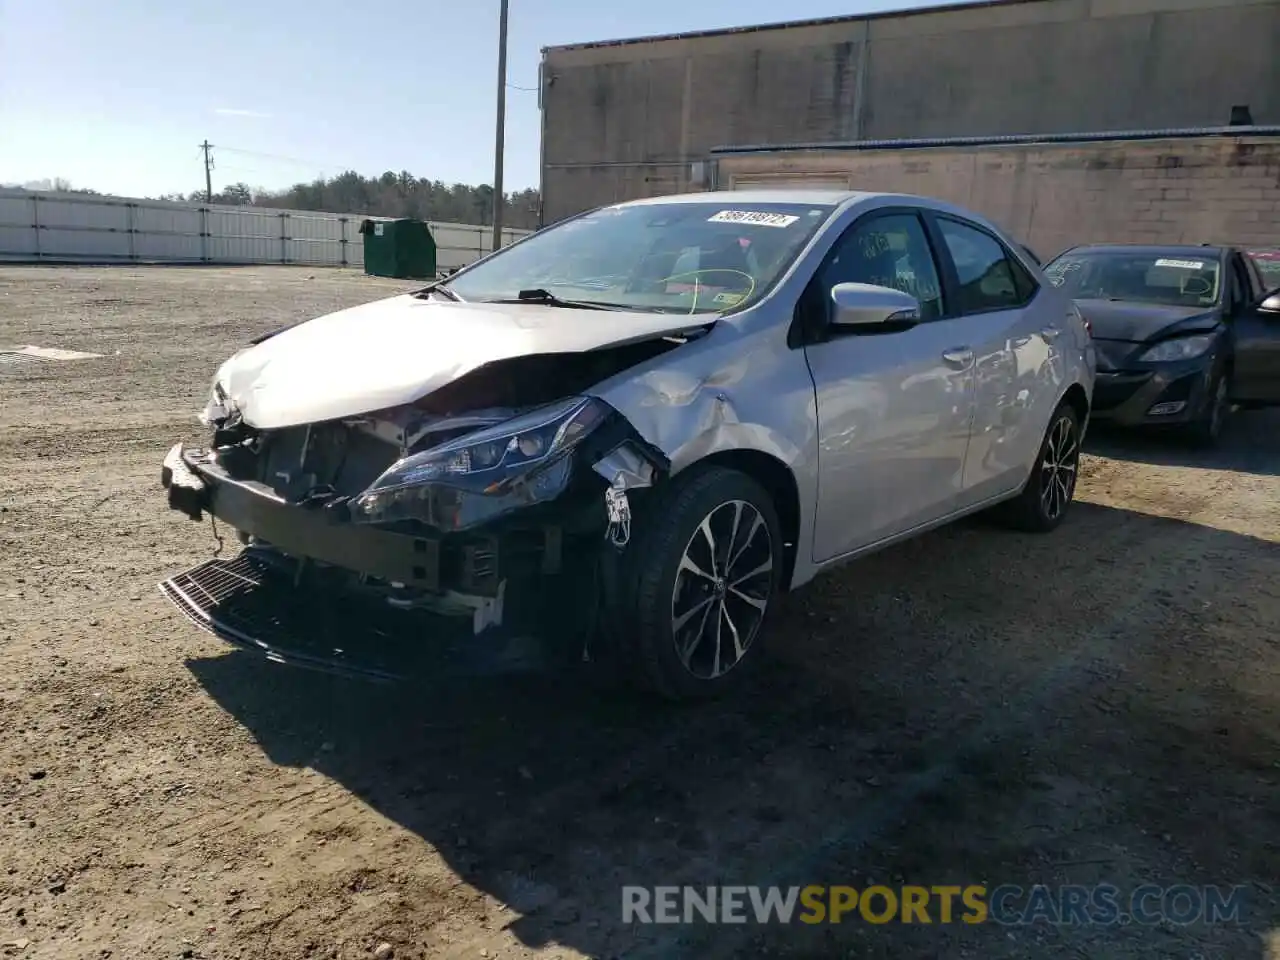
[1044,250,1222,308]
[1247,249,1280,290]
[443,201,835,314]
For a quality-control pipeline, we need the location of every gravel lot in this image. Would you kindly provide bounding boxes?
[1,265,1277,960]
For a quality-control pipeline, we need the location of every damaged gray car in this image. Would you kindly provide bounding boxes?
[160,190,1095,700]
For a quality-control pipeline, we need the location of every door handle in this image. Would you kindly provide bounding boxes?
[942,347,974,366]
[1040,326,1062,341]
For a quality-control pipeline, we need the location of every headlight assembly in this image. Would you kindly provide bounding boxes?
[1136,334,1214,363]
[351,396,611,531]
[199,380,231,425]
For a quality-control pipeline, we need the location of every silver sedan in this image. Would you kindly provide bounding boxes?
[160,190,1096,700]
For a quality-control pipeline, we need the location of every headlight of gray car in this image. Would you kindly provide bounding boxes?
[351,396,611,531]
[1136,334,1214,363]
[199,379,232,425]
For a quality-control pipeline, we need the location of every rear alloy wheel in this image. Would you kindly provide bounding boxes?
[997,403,1081,533]
[1185,373,1229,448]
[621,466,782,701]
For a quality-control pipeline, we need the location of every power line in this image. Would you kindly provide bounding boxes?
[216,145,349,171]
[210,164,275,179]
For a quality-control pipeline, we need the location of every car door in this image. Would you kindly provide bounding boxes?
[1228,251,1280,403]
[801,208,975,563]
[928,214,1066,506]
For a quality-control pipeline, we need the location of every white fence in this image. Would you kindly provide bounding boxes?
[0,188,532,273]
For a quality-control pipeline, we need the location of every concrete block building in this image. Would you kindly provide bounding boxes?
[537,0,1279,254]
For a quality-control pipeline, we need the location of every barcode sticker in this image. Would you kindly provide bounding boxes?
[707,210,800,228]
[1154,258,1204,270]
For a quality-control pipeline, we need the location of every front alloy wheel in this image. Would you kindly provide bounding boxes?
[620,466,783,700]
[671,500,773,681]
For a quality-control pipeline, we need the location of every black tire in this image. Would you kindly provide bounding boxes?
[1184,372,1230,449]
[996,402,1082,533]
[617,465,783,702]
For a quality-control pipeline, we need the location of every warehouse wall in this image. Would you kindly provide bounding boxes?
[540,0,1280,221]
[714,134,1280,258]
[0,189,531,272]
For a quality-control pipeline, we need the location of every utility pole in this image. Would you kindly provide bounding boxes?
[200,141,214,203]
[490,0,509,254]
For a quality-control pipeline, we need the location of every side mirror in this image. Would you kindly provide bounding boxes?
[830,282,922,331]
[1259,289,1280,314]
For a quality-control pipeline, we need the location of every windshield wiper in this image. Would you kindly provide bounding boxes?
[481,288,617,310]
[412,280,460,301]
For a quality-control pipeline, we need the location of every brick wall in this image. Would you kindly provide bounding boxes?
[714,136,1280,258]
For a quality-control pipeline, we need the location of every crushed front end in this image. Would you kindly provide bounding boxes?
[159,390,667,681]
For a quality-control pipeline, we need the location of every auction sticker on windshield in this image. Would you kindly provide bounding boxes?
[1154,259,1205,270]
[708,210,800,228]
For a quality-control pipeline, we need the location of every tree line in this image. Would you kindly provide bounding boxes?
[7,178,101,194]
[159,172,541,230]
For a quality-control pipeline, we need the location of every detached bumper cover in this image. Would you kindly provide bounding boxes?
[160,443,442,590]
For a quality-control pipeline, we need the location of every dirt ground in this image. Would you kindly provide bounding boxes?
[1,265,1277,960]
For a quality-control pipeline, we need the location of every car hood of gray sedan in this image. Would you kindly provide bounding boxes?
[208,293,713,429]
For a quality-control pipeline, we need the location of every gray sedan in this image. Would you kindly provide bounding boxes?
[160,190,1096,700]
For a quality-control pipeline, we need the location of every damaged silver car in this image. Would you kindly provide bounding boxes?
[160,190,1095,699]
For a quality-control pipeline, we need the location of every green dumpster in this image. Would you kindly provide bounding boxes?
[360,218,437,279]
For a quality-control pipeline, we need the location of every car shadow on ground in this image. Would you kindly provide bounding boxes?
[184,497,1280,959]
[1084,407,1280,476]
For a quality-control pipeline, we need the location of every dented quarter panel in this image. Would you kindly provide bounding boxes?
[591,320,814,471]
[592,305,822,591]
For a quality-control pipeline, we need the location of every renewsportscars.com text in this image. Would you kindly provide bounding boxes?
[621,884,1248,926]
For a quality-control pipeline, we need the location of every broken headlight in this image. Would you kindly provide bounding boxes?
[199,380,231,426]
[351,397,610,531]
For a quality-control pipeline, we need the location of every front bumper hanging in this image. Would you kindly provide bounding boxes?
[157,443,560,681]
[161,443,443,590]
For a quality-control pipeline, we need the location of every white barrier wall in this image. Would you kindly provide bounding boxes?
[0,188,532,273]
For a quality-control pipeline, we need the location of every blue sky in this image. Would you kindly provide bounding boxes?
[1,0,956,199]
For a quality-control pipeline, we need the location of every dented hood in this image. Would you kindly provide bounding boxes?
[212,294,710,429]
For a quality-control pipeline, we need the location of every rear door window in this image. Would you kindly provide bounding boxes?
[935,217,1035,314]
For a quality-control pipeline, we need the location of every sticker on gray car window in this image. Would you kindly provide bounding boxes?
[707,210,800,228]
[1154,258,1205,270]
